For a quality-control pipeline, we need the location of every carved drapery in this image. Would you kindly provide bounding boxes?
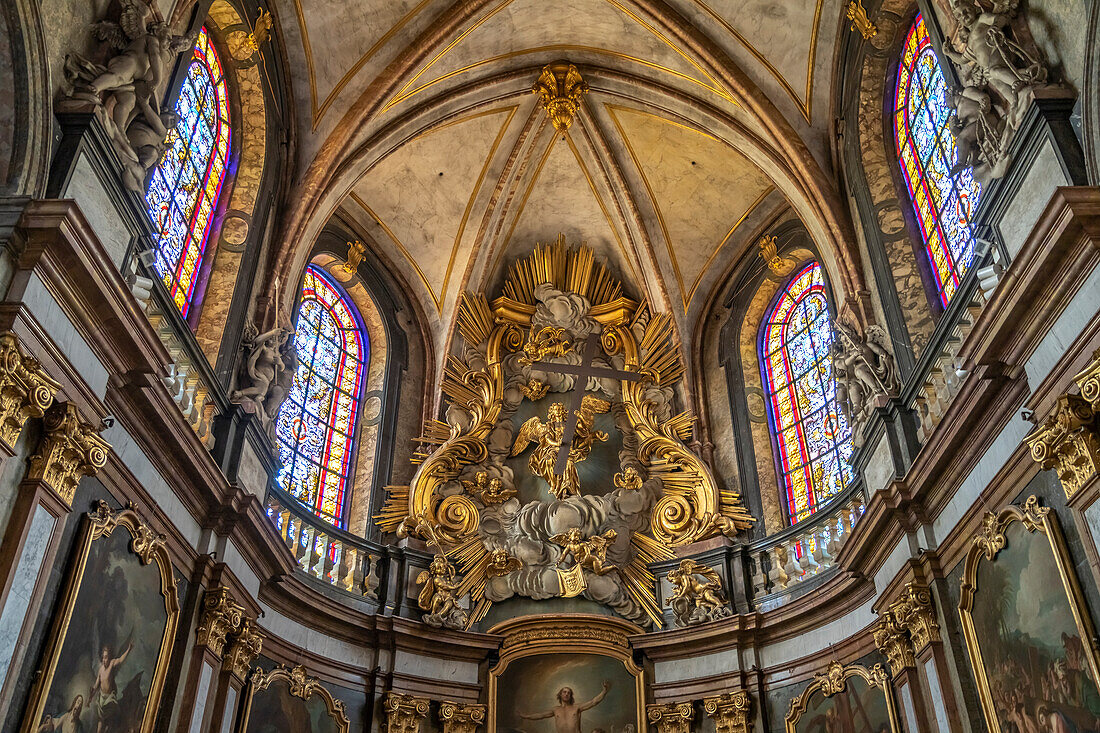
[27,402,109,506]
[0,331,61,449]
[874,582,941,675]
[385,692,430,733]
[196,585,263,678]
[439,702,486,733]
[704,691,752,733]
[1026,351,1100,498]
[647,701,694,733]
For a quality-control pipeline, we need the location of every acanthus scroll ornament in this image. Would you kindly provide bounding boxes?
[647,701,694,733]
[439,701,486,733]
[384,692,430,733]
[1026,352,1100,498]
[0,331,62,450]
[532,62,589,132]
[27,403,110,506]
[704,691,752,733]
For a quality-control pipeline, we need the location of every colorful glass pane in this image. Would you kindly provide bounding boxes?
[274,266,367,527]
[761,262,854,523]
[145,27,230,317]
[895,14,981,306]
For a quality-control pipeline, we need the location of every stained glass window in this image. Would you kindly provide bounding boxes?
[145,27,230,317]
[894,13,981,306]
[274,266,367,527]
[761,262,854,524]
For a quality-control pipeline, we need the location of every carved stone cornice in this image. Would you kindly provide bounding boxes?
[385,692,430,733]
[0,330,61,449]
[647,701,694,733]
[873,611,915,675]
[196,586,246,656]
[1026,392,1100,498]
[439,701,485,733]
[223,617,263,679]
[704,691,752,733]
[26,402,109,506]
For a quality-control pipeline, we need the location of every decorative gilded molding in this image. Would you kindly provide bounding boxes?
[384,691,430,733]
[846,0,877,39]
[647,701,694,733]
[532,62,588,132]
[223,617,263,679]
[1026,393,1100,498]
[704,691,752,733]
[196,587,246,657]
[786,662,897,732]
[0,331,61,449]
[247,665,349,730]
[873,611,915,675]
[439,702,486,733]
[26,402,110,506]
[1077,349,1100,408]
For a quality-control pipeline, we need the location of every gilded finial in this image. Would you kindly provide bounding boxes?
[847,0,877,40]
[343,239,365,274]
[759,235,796,276]
[532,62,589,132]
[246,8,272,54]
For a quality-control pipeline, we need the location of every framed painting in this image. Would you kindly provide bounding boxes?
[960,495,1100,733]
[785,662,901,733]
[489,615,644,733]
[21,502,180,733]
[238,665,349,733]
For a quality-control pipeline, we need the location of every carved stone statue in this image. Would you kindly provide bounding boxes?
[61,0,196,190]
[832,320,898,439]
[666,559,731,627]
[943,0,1048,179]
[231,323,298,427]
[416,555,468,630]
[551,528,618,576]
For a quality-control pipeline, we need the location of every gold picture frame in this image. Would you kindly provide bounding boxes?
[487,614,645,731]
[959,495,1100,733]
[785,661,901,733]
[238,665,350,733]
[21,501,180,733]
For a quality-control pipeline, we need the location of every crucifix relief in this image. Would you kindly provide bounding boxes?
[511,332,643,499]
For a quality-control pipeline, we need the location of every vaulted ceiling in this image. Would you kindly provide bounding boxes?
[263,0,861,380]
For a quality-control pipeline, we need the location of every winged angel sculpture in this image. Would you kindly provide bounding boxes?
[511,396,610,500]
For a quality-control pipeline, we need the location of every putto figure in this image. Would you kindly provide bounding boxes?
[512,396,610,499]
[416,554,468,630]
[665,559,732,627]
[551,528,618,576]
[520,682,611,733]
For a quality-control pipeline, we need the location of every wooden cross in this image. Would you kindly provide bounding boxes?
[529,332,644,475]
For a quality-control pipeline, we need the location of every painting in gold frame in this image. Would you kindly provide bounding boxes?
[785,661,901,733]
[488,615,645,733]
[959,495,1100,733]
[238,665,350,733]
[20,502,180,733]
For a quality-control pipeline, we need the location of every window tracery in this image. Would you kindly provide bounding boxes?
[145,27,230,317]
[760,262,854,523]
[894,13,982,306]
[274,265,367,527]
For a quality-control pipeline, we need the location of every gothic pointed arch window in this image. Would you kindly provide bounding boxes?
[760,261,854,524]
[894,13,982,306]
[274,265,368,527]
[145,26,230,317]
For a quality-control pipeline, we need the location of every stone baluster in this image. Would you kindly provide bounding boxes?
[768,545,790,588]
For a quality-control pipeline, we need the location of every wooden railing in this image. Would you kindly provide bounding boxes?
[265,489,384,599]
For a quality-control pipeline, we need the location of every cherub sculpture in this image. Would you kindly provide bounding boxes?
[231,323,298,426]
[512,396,610,499]
[486,549,523,578]
[666,559,731,627]
[551,528,618,576]
[461,471,517,505]
[62,0,197,189]
[832,321,898,436]
[416,555,468,630]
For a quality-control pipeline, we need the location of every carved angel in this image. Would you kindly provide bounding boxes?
[511,396,610,499]
[461,471,516,505]
[550,528,617,576]
[486,549,523,578]
[666,559,731,627]
[231,322,298,425]
[832,321,898,434]
[416,555,468,630]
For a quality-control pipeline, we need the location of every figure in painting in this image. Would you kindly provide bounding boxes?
[37,695,85,733]
[90,641,142,733]
[520,683,611,733]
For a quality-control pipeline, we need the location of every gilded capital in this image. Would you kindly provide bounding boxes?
[892,582,940,651]
[1025,393,1100,499]
[0,331,61,449]
[223,617,263,679]
[532,62,588,132]
[196,587,246,656]
[704,691,752,733]
[873,611,916,675]
[1076,349,1100,409]
[27,403,110,506]
[647,702,694,733]
[385,691,430,733]
[439,702,486,733]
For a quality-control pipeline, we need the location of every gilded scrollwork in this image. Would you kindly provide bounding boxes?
[439,701,486,733]
[704,691,752,733]
[0,331,62,449]
[385,691,430,733]
[247,666,349,731]
[27,402,110,506]
[647,701,694,733]
[196,588,246,656]
[1026,352,1100,498]
[786,662,897,733]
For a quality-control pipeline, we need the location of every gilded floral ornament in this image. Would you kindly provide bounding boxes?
[704,691,752,733]
[223,617,263,678]
[647,701,694,733]
[27,402,110,506]
[873,611,916,675]
[758,236,795,277]
[342,239,365,274]
[846,0,877,39]
[0,331,62,449]
[385,692,430,733]
[532,62,588,132]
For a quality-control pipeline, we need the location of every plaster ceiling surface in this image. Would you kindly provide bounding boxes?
[264,0,860,373]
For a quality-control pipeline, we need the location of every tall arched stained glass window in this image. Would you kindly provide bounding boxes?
[145,27,230,317]
[894,13,981,306]
[760,262,854,524]
[274,266,367,527]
